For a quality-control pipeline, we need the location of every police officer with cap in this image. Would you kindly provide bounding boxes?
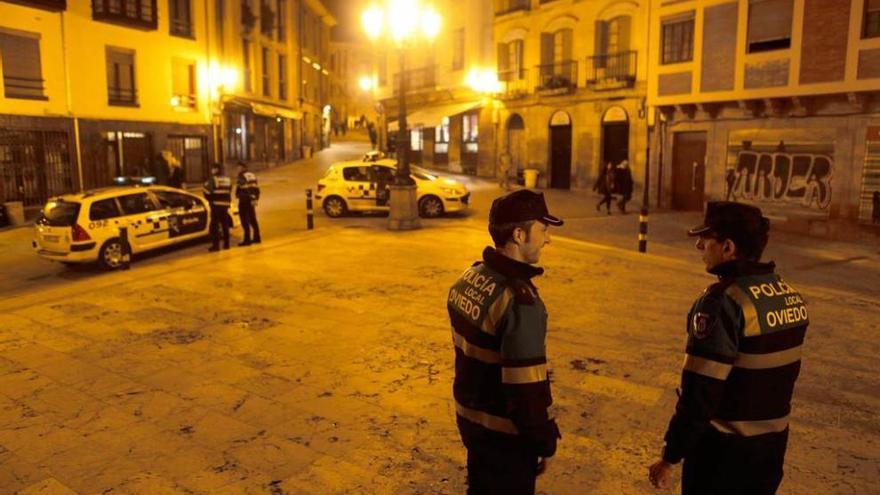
[649,201,809,494]
[448,190,564,495]
[203,163,232,252]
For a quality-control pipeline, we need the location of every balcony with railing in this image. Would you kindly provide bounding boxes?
[495,0,529,16]
[108,86,138,106]
[392,66,436,95]
[498,68,529,99]
[586,51,637,90]
[536,60,577,95]
[92,0,158,30]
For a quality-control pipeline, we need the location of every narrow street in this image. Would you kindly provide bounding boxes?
[0,140,878,494]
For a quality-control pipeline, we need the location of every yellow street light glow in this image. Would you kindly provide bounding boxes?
[362,5,384,40]
[420,7,441,40]
[389,0,419,43]
[359,75,374,91]
[466,68,501,94]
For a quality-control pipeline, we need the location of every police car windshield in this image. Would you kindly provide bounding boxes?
[37,200,81,227]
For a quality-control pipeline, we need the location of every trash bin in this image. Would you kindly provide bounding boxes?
[301,145,313,159]
[3,201,24,226]
[523,169,539,189]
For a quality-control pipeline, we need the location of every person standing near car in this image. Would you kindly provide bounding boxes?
[448,190,564,495]
[235,161,261,246]
[203,163,232,251]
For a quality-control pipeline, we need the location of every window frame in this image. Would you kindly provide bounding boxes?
[661,15,695,65]
[864,0,880,39]
[169,0,193,38]
[89,198,122,220]
[746,0,793,53]
[0,30,47,100]
[106,47,138,106]
[92,0,158,30]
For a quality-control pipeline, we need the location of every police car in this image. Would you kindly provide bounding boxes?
[33,183,234,269]
[316,157,470,218]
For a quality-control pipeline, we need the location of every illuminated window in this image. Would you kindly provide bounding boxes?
[172,58,196,109]
[435,117,450,154]
[462,113,478,153]
[411,128,423,151]
[864,0,880,38]
[661,13,694,64]
[747,0,793,53]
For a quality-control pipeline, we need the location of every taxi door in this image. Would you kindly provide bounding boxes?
[342,165,376,210]
[116,192,168,251]
[371,165,395,207]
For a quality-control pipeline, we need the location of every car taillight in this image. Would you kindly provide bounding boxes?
[72,224,91,242]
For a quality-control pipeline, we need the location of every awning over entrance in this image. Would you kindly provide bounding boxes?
[251,102,303,120]
[388,100,481,131]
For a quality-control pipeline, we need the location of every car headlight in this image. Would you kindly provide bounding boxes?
[441,188,459,196]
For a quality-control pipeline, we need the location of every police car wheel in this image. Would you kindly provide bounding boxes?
[99,239,125,270]
[419,196,444,218]
[323,196,347,218]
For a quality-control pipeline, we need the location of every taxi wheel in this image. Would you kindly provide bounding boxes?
[98,239,125,270]
[419,195,444,218]
[323,196,348,218]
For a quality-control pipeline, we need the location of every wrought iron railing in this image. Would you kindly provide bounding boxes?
[537,60,577,91]
[92,0,158,30]
[108,86,138,106]
[495,0,529,16]
[3,76,45,100]
[498,68,529,97]
[586,51,637,89]
[393,66,436,95]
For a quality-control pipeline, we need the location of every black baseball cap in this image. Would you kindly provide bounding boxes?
[688,201,769,245]
[489,190,564,226]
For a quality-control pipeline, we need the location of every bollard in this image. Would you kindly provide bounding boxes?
[119,225,131,270]
[638,206,648,253]
[305,189,314,230]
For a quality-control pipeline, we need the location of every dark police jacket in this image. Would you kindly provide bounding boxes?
[203,175,232,208]
[236,171,260,203]
[662,259,809,464]
[447,247,560,457]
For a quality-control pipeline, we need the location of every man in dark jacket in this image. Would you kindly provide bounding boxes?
[615,160,634,213]
[203,163,232,251]
[649,201,809,495]
[235,161,261,246]
[448,189,564,495]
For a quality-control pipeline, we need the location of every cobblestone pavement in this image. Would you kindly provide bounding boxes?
[1,216,878,494]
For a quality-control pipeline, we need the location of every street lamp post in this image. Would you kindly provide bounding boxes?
[363,1,441,231]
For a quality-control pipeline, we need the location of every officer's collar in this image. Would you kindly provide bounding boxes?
[709,259,776,279]
[482,246,544,280]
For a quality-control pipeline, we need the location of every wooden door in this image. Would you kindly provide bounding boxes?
[550,125,572,189]
[671,131,707,211]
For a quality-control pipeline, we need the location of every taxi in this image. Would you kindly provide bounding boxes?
[33,183,233,269]
[316,155,470,218]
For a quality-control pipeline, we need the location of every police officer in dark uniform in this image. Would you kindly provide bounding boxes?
[649,201,809,494]
[203,163,232,252]
[447,190,564,495]
[235,161,261,246]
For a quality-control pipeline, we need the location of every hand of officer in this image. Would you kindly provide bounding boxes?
[648,460,673,488]
[536,457,550,476]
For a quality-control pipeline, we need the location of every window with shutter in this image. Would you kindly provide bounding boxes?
[747,0,793,52]
[92,0,157,29]
[540,32,554,80]
[0,31,45,100]
[106,47,137,105]
[661,13,694,64]
[595,19,608,70]
[864,0,880,38]
[170,0,192,37]
[497,42,510,78]
[510,40,524,79]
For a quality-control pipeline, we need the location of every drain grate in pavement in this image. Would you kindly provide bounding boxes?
[149,328,204,345]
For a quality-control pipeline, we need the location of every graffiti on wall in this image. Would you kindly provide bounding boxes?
[725,130,835,212]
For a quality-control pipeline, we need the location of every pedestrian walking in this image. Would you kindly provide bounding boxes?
[593,162,616,214]
[161,150,184,189]
[615,160,634,213]
[235,161,261,246]
[367,122,378,150]
[498,150,512,191]
[648,201,809,495]
[203,163,232,252]
[448,189,563,495]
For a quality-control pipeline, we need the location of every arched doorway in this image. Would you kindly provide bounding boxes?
[548,110,572,189]
[506,114,526,177]
[602,106,629,168]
